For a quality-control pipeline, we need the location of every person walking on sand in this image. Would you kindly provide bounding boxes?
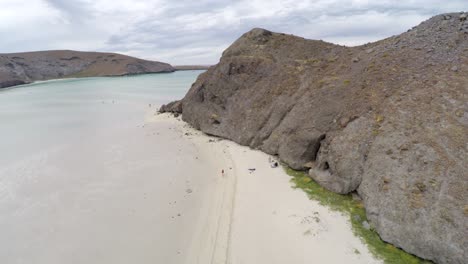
[221,169,225,177]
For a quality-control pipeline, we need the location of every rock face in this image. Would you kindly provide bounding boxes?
[0,50,174,88]
[161,13,468,264]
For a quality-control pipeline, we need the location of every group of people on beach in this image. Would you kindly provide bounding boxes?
[220,157,279,177]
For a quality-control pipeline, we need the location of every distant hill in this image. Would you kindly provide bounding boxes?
[161,12,468,264]
[0,50,174,88]
[174,65,211,71]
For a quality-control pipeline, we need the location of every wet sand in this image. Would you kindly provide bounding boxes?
[0,103,380,263]
[0,108,217,264]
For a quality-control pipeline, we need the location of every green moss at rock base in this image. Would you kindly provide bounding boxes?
[284,166,433,264]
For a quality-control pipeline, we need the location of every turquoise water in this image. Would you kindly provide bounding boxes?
[0,71,202,166]
[0,70,207,264]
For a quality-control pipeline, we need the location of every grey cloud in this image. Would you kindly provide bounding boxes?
[103,4,415,63]
[1,0,467,64]
[43,0,95,22]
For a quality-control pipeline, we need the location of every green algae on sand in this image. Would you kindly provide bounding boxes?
[284,166,433,264]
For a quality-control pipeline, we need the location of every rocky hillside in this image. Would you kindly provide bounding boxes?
[161,12,468,264]
[0,50,174,88]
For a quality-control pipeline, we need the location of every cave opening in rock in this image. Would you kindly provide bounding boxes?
[311,133,326,161]
[323,161,330,170]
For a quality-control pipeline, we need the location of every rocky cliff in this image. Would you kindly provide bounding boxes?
[161,12,468,264]
[0,50,174,88]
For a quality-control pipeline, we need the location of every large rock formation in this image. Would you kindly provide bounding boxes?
[161,12,468,264]
[0,50,174,88]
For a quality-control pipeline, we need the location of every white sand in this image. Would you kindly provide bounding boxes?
[0,108,381,264]
[148,113,382,264]
[0,110,220,264]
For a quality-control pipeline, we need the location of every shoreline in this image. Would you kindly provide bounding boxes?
[0,70,207,91]
[147,113,381,264]
[0,71,179,90]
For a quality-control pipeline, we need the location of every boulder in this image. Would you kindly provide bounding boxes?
[160,100,182,113]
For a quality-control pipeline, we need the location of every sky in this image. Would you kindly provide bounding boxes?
[0,0,466,65]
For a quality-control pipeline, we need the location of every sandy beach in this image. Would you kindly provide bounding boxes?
[0,79,379,264]
[148,113,381,264]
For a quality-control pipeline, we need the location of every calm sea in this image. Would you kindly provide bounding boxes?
[0,70,205,264]
[0,71,201,166]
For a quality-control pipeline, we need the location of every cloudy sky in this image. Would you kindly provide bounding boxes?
[0,0,466,64]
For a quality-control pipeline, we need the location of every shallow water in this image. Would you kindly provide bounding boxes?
[0,71,199,166]
[0,71,208,264]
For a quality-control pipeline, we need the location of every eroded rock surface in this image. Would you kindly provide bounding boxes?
[0,50,174,88]
[162,13,468,264]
